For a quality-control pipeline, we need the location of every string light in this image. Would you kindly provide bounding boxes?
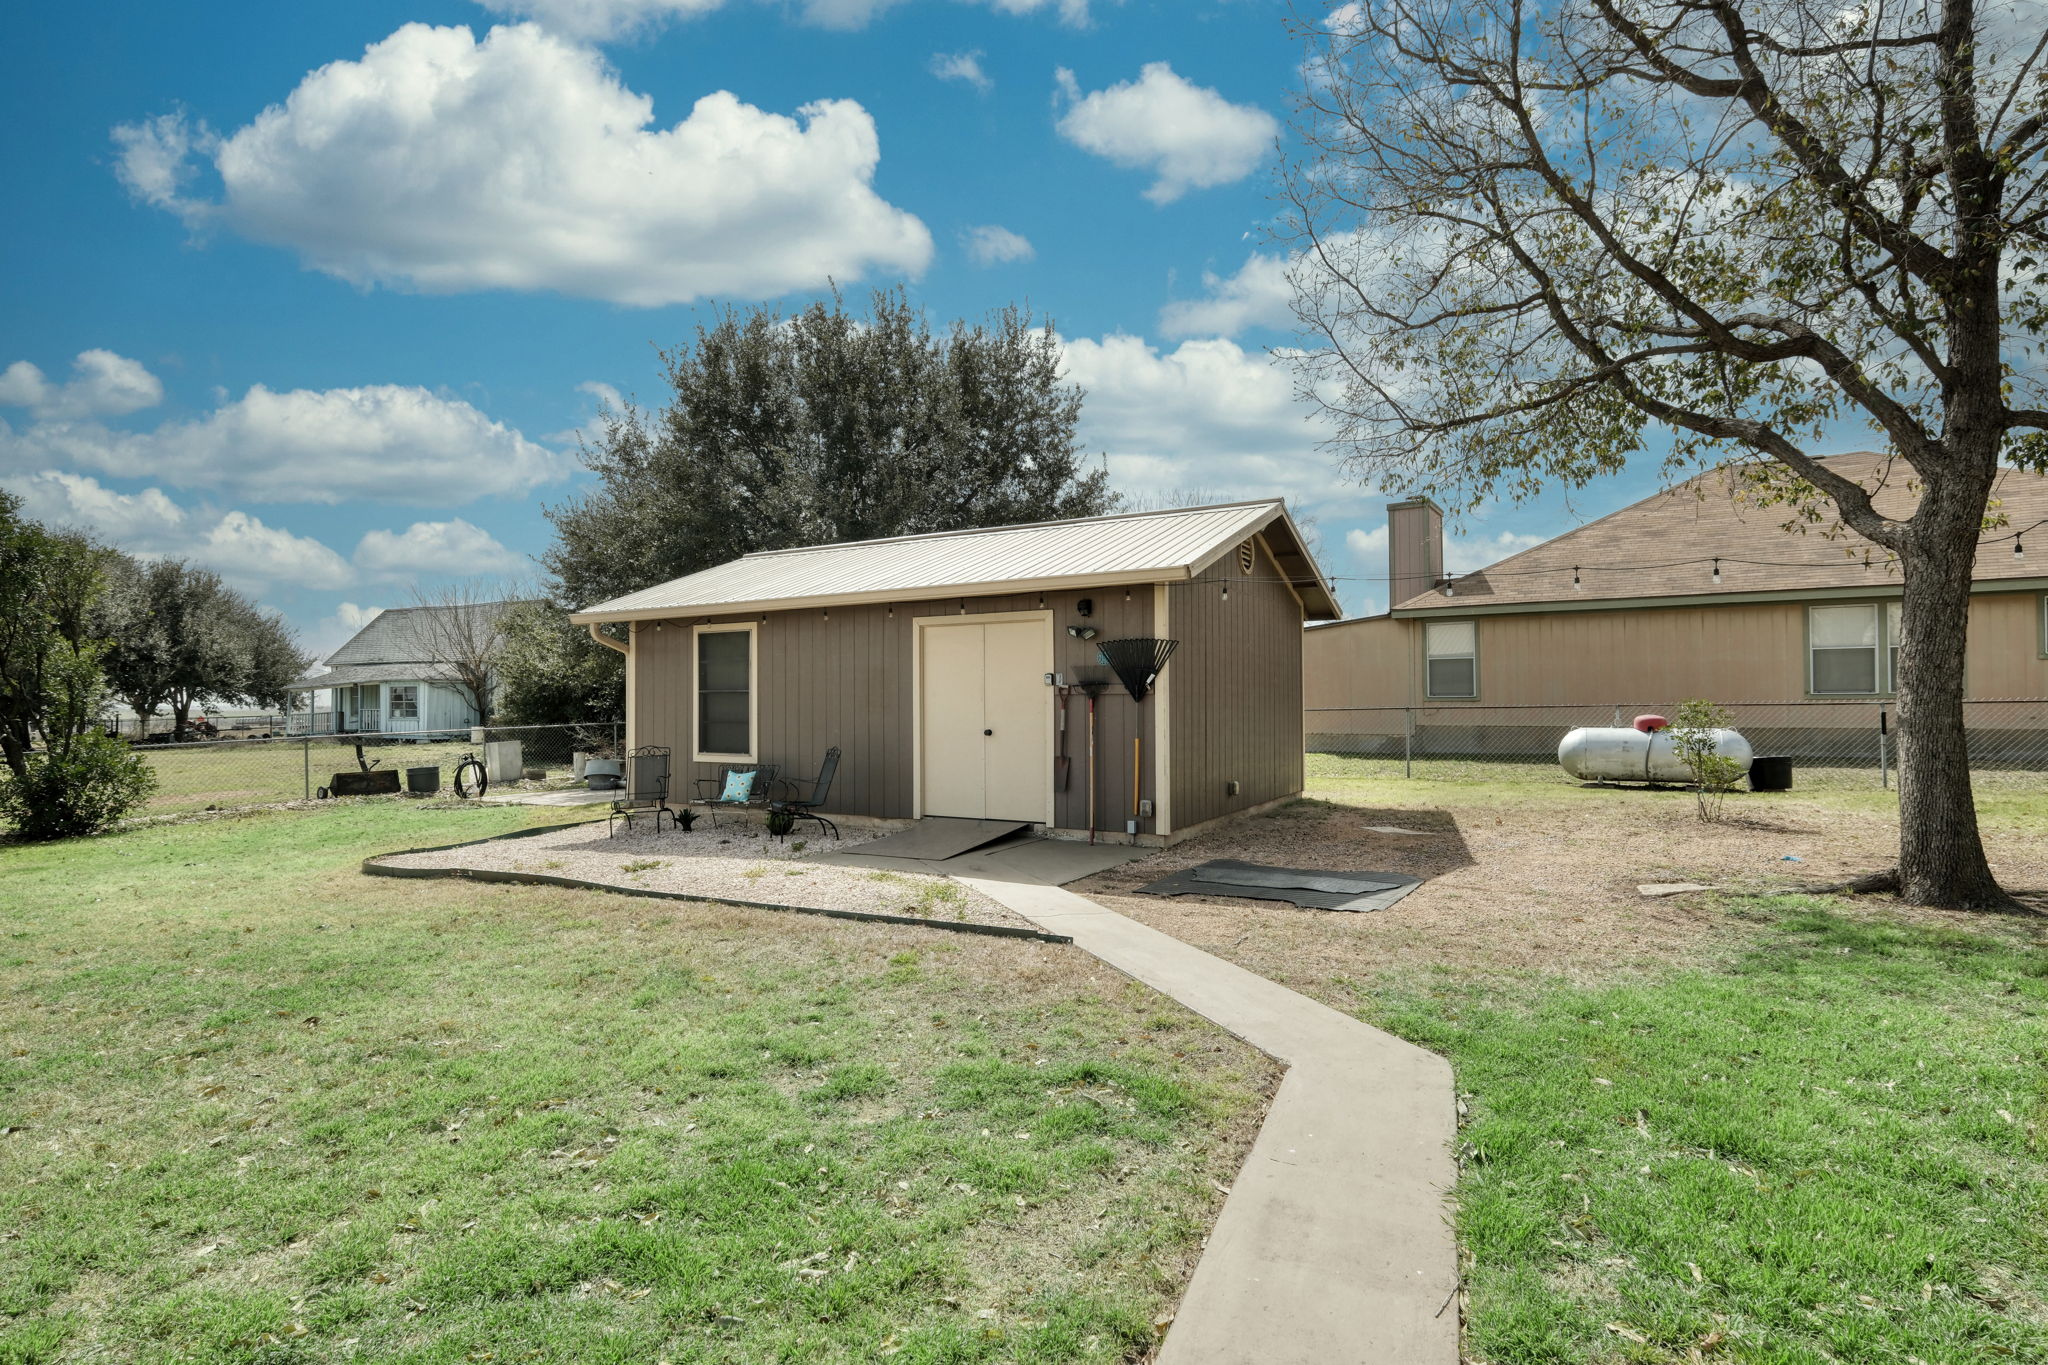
[1221,582,1230,601]
[2016,538,2026,561]
[1711,558,1722,584]
[1572,566,1581,591]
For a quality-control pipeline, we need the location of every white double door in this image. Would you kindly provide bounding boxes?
[919,618,1049,823]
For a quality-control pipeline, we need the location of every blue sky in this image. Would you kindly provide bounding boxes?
[1,0,1682,656]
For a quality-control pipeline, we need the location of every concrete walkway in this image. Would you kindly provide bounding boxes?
[954,877,1459,1365]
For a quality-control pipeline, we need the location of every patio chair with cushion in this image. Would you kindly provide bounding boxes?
[692,763,778,828]
[769,747,840,840]
[608,745,676,836]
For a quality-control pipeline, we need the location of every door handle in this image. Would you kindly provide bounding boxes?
[983,729,993,736]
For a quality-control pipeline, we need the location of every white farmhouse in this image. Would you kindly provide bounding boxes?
[285,602,517,735]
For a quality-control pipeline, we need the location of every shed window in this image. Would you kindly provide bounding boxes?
[387,685,419,719]
[695,625,754,760]
[1809,604,1892,695]
[1424,620,1477,699]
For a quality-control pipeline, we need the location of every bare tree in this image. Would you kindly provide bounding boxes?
[1285,0,2048,909]
[407,584,521,725]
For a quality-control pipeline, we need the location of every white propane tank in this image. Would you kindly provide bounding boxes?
[1557,726,1754,783]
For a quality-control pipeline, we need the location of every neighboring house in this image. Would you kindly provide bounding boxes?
[1306,452,2048,719]
[285,603,517,734]
[569,501,1339,843]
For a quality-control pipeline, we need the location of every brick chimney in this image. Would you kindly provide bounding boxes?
[1386,497,1443,608]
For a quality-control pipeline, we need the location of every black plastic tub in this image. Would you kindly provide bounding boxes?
[1749,756,1793,792]
[405,766,442,795]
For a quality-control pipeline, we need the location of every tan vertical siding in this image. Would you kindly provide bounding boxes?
[1301,588,2048,713]
[628,584,1154,827]
[1304,616,1410,709]
[1964,591,2048,696]
[1170,536,1307,829]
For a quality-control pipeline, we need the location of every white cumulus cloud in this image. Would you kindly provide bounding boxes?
[474,0,1091,40]
[1060,332,1345,510]
[1054,62,1277,204]
[1446,529,1547,574]
[353,519,528,579]
[6,471,353,591]
[112,23,932,307]
[0,350,165,421]
[0,381,562,506]
[1160,250,1295,338]
[930,49,992,92]
[962,224,1034,265]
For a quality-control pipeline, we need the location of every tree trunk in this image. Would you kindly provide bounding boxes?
[171,693,192,744]
[1893,466,2007,909]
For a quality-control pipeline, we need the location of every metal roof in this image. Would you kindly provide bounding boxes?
[287,601,525,690]
[571,500,1341,622]
[285,662,463,693]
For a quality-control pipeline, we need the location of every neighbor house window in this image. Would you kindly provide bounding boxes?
[694,624,755,761]
[387,685,419,719]
[1808,603,1895,695]
[1424,620,1478,699]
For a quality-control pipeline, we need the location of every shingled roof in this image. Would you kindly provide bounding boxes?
[1395,452,2048,614]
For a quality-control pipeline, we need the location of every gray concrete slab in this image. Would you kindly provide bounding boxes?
[477,787,614,807]
[847,817,1031,861]
[814,834,1148,886]
[955,877,1459,1365]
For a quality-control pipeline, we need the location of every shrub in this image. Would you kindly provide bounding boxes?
[0,733,158,840]
[1669,698,1744,823]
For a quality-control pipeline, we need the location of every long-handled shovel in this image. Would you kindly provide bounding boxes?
[1054,689,1071,793]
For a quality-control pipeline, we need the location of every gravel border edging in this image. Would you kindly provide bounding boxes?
[360,819,1075,945]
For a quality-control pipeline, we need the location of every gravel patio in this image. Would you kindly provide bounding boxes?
[375,816,1039,931]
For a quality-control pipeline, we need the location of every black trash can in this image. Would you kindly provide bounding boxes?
[405,766,442,795]
[1749,755,1793,792]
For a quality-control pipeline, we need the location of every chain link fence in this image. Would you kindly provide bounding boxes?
[1307,699,2048,790]
[126,722,623,816]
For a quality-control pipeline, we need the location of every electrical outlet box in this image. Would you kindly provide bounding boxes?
[1125,819,1139,835]
[1137,798,1153,817]
[1225,779,1241,796]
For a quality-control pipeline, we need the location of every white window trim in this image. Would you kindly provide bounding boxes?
[1423,620,1478,700]
[1807,602,1895,697]
[387,683,420,719]
[691,622,758,764]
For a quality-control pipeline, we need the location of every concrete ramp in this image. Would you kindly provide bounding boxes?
[848,817,1031,862]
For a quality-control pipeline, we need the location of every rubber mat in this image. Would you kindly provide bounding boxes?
[1133,858,1423,913]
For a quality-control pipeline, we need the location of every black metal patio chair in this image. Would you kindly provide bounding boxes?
[609,745,676,836]
[692,762,779,828]
[769,747,841,840]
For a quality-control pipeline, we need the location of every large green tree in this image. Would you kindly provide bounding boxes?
[97,557,309,740]
[547,288,1115,610]
[1286,0,2048,909]
[0,491,110,780]
[524,289,1117,722]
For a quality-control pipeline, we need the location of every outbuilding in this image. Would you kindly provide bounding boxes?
[569,500,1339,843]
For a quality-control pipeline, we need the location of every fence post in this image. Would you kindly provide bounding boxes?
[1403,708,1413,779]
[303,738,311,801]
[1879,705,1889,790]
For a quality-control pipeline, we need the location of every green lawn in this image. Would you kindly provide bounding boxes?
[1384,901,2047,1364]
[1297,760,2048,1363]
[0,804,1274,1364]
[131,737,526,816]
